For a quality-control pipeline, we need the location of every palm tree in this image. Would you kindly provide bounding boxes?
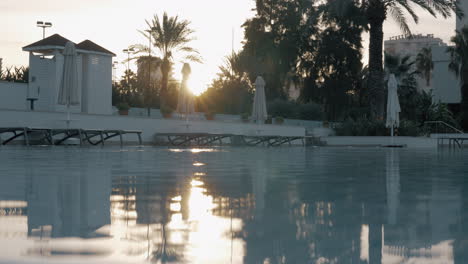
[448,26,468,130]
[218,52,250,83]
[416,47,434,87]
[343,0,459,119]
[141,12,201,106]
[385,53,418,80]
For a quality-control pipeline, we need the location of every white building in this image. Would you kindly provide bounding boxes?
[384,34,446,93]
[385,34,446,58]
[429,2,468,106]
[22,34,115,115]
[0,34,115,115]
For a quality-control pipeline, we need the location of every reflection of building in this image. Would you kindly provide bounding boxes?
[20,34,115,114]
[27,169,111,238]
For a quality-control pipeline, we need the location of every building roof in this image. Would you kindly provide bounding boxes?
[76,40,116,56]
[23,34,72,49]
[23,34,115,56]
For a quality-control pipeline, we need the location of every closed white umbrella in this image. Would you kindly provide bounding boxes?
[176,63,194,116]
[58,41,80,127]
[386,74,400,137]
[251,76,268,124]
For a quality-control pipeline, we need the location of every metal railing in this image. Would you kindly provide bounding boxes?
[424,121,464,134]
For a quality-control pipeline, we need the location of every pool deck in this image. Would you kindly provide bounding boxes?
[0,108,306,145]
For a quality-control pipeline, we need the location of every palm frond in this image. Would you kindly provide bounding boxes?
[388,4,411,35]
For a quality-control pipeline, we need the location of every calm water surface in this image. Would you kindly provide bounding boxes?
[0,146,468,264]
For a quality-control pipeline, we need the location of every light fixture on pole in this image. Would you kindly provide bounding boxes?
[122,48,135,72]
[122,48,135,92]
[36,21,52,39]
[112,61,119,83]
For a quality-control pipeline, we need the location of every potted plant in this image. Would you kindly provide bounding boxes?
[265,115,273,124]
[274,116,284,125]
[241,113,250,123]
[117,102,130,116]
[160,104,174,118]
[205,111,216,120]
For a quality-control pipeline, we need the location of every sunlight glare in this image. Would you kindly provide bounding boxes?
[187,74,206,96]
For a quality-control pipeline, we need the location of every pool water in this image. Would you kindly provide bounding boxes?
[0,146,467,264]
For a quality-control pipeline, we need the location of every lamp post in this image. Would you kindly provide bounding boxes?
[145,27,157,117]
[112,61,119,83]
[122,48,135,104]
[122,48,134,72]
[36,21,52,39]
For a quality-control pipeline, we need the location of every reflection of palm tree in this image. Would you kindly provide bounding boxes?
[151,222,184,263]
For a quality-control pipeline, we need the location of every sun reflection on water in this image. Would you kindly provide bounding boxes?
[169,148,217,153]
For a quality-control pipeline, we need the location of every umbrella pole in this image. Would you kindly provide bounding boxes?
[391,124,394,145]
[66,103,71,129]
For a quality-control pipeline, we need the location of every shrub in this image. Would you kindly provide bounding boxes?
[274,116,284,124]
[268,99,297,119]
[116,102,130,111]
[297,102,324,120]
[241,113,249,122]
[341,107,370,121]
[160,104,174,118]
[336,118,424,136]
[335,118,387,136]
[398,120,422,136]
[205,111,216,120]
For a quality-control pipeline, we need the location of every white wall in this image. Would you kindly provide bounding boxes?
[27,51,110,116]
[82,54,112,115]
[0,109,305,144]
[0,81,28,110]
[431,46,461,104]
[28,52,82,113]
[29,53,56,111]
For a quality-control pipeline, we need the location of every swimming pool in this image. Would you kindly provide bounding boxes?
[0,146,466,263]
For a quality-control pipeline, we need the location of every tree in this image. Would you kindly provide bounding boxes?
[112,70,142,107]
[241,0,316,100]
[416,47,434,87]
[448,26,468,130]
[141,12,201,106]
[338,0,459,120]
[385,53,420,121]
[197,52,253,115]
[307,1,366,121]
[136,56,162,110]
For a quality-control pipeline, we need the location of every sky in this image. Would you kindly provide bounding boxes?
[0,0,459,95]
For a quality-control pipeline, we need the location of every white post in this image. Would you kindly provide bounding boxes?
[391,124,395,146]
[66,103,71,129]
